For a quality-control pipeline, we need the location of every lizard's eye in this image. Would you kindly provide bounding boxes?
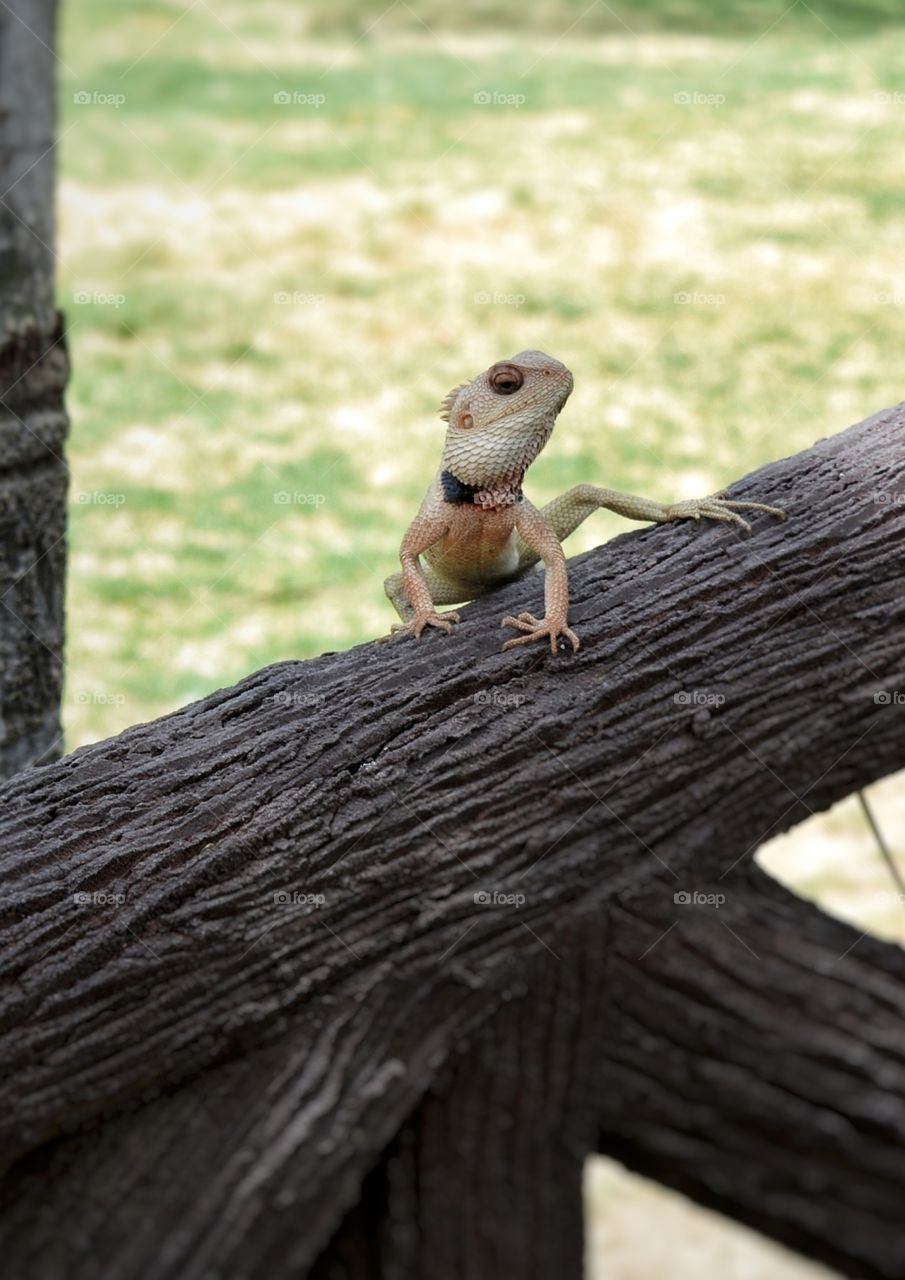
[489,364,524,395]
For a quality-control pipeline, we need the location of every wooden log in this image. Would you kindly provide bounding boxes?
[1,403,903,1276]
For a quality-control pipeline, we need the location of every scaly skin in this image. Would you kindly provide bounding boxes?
[383,351,786,655]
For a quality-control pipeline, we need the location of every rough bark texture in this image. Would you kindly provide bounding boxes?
[0,404,904,1278]
[0,0,69,780]
[313,868,905,1280]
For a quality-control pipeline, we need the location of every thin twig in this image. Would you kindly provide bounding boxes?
[859,790,905,900]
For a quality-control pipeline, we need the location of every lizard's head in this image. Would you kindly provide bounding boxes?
[439,350,573,488]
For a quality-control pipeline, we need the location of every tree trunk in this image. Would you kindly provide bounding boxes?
[0,404,903,1277]
[0,0,69,780]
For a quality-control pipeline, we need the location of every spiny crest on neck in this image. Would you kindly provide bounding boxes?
[439,383,467,423]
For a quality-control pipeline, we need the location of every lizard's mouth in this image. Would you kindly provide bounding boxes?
[552,378,573,414]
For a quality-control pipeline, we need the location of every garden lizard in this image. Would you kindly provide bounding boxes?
[384,350,785,654]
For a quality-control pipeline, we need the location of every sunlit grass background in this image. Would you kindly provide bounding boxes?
[58,2,904,1275]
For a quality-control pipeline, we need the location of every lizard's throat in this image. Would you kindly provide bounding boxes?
[441,418,554,491]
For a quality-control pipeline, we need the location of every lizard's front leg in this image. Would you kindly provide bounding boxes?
[501,499,579,655]
[520,485,784,564]
[382,506,461,641]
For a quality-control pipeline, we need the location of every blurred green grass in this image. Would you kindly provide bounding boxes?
[59,0,905,745]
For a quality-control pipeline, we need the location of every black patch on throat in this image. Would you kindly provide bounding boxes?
[440,469,525,506]
[440,470,479,504]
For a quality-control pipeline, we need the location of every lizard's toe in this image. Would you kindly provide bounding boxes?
[561,626,580,653]
[386,610,460,642]
[501,631,537,652]
[703,504,752,532]
[720,499,787,521]
[413,610,459,638]
[501,618,580,655]
[501,612,540,634]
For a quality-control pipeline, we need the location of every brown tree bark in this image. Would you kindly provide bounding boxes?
[313,868,905,1280]
[0,403,903,1278]
[0,0,69,780]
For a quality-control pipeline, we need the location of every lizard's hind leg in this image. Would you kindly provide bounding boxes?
[384,571,414,623]
[383,567,468,622]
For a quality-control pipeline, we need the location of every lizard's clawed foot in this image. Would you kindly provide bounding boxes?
[382,610,461,643]
[665,495,786,534]
[501,612,580,656]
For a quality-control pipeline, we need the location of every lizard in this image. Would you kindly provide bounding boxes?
[383,350,786,655]
[381,356,905,909]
